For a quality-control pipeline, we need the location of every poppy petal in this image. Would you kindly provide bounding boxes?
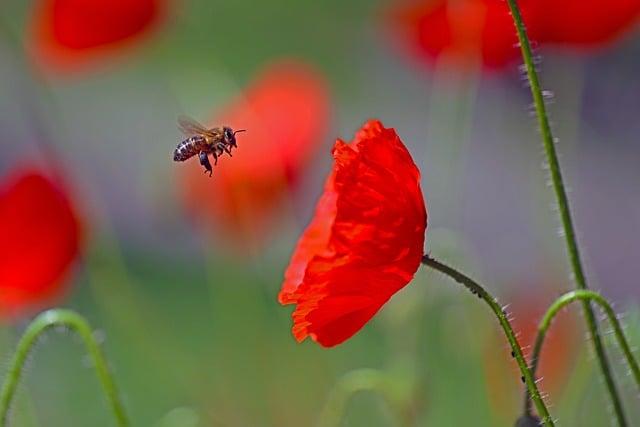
[29,0,164,73]
[279,172,337,303]
[280,119,427,347]
[0,169,81,318]
[386,0,639,69]
[534,0,640,46]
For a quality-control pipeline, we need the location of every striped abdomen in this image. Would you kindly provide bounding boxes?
[173,136,206,161]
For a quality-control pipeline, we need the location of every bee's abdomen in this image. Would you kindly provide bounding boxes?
[173,136,205,161]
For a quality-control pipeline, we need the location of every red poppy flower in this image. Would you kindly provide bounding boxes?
[0,169,81,318]
[532,0,640,46]
[387,0,537,68]
[179,61,330,248]
[483,286,579,421]
[387,0,640,69]
[28,0,165,74]
[278,120,427,347]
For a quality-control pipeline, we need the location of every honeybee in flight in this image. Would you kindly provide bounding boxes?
[173,116,245,177]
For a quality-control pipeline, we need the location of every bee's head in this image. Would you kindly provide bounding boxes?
[224,127,245,148]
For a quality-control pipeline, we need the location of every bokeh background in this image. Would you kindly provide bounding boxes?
[0,0,639,425]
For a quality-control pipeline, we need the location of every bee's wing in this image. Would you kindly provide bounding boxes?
[178,115,217,137]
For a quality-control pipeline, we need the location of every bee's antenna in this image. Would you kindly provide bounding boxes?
[233,129,246,136]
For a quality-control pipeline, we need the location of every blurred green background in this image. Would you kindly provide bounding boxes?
[1,0,639,425]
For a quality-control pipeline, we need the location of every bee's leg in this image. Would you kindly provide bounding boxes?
[212,143,224,158]
[222,144,233,157]
[212,149,219,165]
[214,144,226,160]
[199,151,213,177]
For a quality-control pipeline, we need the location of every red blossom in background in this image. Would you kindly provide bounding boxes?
[279,120,427,347]
[0,169,81,318]
[180,61,330,248]
[533,0,640,46]
[28,0,165,74]
[387,0,640,69]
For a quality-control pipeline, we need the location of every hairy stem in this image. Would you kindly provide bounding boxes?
[503,0,626,424]
[421,255,554,426]
[524,290,640,415]
[0,309,129,427]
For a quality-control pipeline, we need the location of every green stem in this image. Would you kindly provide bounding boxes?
[524,290,640,415]
[317,368,398,427]
[0,309,130,427]
[503,1,627,424]
[421,255,554,426]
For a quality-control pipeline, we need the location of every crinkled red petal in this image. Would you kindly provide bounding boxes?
[279,172,337,304]
[280,119,427,347]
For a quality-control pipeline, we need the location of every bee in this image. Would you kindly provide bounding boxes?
[173,115,245,177]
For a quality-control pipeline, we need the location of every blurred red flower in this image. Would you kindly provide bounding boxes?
[28,0,165,74]
[278,120,427,347]
[179,61,330,248]
[532,0,640,46]
[387,0,640,69]
[0,169,81,318]
[483,286,580,421]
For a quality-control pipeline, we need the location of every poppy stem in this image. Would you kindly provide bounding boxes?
[421,255,554,426]
[523,290,640,416]
[0,309,129,427]
[503,0,628,425]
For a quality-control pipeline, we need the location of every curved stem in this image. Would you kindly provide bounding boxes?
[503,1,626,424]
[0,309,130,427]
[524,290,640,415]
[421,255,554,426]
[317,368,398,427]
